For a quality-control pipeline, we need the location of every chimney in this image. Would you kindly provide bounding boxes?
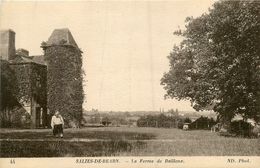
[0,29,16,60]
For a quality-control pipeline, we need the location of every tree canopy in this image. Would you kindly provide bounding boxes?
[161,0,260,122]
[0,60,19,111]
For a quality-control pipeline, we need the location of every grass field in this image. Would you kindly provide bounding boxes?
[0,127,259,157]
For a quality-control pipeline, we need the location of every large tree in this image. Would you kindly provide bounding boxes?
[161,0,260,123]
[0,60,19,127]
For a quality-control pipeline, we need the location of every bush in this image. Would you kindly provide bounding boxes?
[189,116,216,130]
[137,114,181,128]
[230,120,252,137]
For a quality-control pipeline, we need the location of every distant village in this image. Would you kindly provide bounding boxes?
[82,109,217,129]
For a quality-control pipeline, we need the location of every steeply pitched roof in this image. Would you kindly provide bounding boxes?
[31,55,46,65]
[10,55,31,63]
[10,55,46,65]
[46,28,79,48]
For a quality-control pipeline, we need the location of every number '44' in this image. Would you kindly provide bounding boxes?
[10,159,15,164]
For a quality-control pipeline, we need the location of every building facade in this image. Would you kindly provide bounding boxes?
[0,29,47,128]
[0,28,83,128]
[8,62,47,128]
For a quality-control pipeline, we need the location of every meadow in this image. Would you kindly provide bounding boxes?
[0,127,259,157]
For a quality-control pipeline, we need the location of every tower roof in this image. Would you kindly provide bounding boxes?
[46,28,79,48]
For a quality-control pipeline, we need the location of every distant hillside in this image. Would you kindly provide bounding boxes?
[83,109,217,118]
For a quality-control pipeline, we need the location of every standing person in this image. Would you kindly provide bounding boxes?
[51,110,64,138]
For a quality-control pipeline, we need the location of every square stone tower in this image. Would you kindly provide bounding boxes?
[41,28,83,128]
[0,29,16,60]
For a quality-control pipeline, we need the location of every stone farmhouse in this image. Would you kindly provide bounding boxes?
[0,28,83,128]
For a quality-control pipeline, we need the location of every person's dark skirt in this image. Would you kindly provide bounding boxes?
[53,124,63,136]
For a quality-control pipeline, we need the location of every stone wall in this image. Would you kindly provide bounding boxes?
[42,28,83,128]
[9,62,47,128]
[43,45,83,128]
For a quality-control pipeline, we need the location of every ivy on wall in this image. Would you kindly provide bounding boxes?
[10,63,47,108]
[0,60,20,127]
[1,60,47,128]
[43,43,84,127]
[0,60,19,110]
[30,63,47,108]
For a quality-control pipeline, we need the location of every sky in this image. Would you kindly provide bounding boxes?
[0,0,216,112]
